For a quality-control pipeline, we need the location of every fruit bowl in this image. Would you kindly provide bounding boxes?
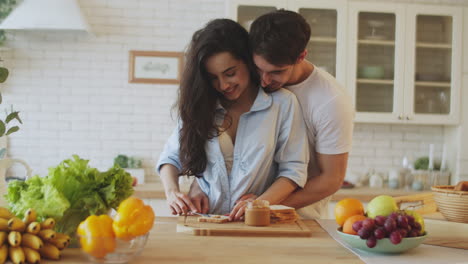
[336,229,427,254]
[78,233,149,264]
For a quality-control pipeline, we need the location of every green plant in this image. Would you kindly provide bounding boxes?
[0,64,21,137]
[414,156,440,171]
[0,0,17,44]
[113,154,142,169]
[114,154,129,168]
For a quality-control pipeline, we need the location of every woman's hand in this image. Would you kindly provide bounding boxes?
[229,196,255,221]
[166,190,198,215]
[188,180,210,214]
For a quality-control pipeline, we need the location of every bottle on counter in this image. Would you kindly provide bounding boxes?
[400,156,413,190]
[369,170,383,188]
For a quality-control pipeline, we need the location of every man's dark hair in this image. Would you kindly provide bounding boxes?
[249,9,311,65]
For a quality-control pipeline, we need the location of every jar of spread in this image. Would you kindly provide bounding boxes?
[245,200,270,226]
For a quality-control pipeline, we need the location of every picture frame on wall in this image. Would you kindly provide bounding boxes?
[129,50,184,84]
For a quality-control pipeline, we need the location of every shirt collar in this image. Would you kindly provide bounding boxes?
[215,86,272,113]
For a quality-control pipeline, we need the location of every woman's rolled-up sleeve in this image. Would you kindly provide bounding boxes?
[156,122,182,175]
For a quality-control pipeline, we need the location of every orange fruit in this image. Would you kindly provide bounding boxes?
[334,198,365,226]
[342,215,367,235]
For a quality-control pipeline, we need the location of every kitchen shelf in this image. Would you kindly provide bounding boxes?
[357,78,394,85]
[309,36,337,43]
[415,81,451,88]
[358,39,395,46]
[416,42,452,49]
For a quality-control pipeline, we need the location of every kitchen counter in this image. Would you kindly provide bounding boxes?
[46,217,363,263]
[133,182,424,202]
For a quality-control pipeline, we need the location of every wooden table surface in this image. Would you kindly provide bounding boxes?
[45,217,363,264]
[134,182,425,202]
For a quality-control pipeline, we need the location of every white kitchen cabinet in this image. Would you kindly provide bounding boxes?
[229,0,347,85]
[349,2,462,124]
[348,2,406,123]
[403,5,462,125]
[464,8,468,74]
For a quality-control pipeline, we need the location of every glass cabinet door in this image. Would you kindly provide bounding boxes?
[355,12,396,113]
[236,5,278,31]
[299,8,337,77]
[413,15,452,115]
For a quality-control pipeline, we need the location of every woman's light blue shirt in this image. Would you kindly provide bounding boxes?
[157,88,309,214]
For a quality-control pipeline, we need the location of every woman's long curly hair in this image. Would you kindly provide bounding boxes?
[177,19,259,176]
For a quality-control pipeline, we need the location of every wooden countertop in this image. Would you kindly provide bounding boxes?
[46,217,363,264]
[133,182,425,202]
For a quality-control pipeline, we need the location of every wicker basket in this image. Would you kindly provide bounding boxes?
[431,185,468,223]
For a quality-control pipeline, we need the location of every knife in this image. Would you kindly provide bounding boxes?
[191,212,212,217]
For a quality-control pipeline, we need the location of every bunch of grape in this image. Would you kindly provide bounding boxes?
[352,212,423,248]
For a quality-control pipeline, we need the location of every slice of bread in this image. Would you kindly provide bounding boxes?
[270,205,295,214]
[197,215,230,223]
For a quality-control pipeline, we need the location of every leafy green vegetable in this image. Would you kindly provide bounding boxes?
[414,156,441,170]
[5,155,134,236]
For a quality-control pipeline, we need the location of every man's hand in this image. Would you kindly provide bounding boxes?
[187,180,210,214]
[166,190,198,215]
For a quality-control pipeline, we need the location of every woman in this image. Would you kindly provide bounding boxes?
[157,19,309,220]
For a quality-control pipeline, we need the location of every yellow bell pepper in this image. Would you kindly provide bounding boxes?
[77,215,116,259]
[112,197,155,241]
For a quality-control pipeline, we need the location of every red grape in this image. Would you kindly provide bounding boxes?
[399,228,408,238]
[362,218,375,229]
[366,236,377,248]
[389,212,399,220]
[407,215,415,225]
[374,215,386,226]
[374,227,386,239]
[408,230,419,237]
[358,227,372,239]
[390,231,402,244]
[397,215,409,229]
[384,218,397,233]
[352,221,363,232]
[413,222,422,231]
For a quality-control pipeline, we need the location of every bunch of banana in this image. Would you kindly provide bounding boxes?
[0,207,70,264]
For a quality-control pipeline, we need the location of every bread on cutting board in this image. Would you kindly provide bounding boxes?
[197,215,230,223]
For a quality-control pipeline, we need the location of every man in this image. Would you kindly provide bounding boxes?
[247,10,354,219]
[188,10,354,219]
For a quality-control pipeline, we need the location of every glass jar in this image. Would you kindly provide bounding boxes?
[245,200,270,227]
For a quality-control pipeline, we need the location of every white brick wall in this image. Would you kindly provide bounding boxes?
[0,0,463,181]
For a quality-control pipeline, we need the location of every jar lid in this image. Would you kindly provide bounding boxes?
[247,200,270,209]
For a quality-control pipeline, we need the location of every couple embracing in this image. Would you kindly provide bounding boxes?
[157,10,354,221]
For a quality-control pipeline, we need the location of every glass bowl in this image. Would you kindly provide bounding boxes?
[78,233,149,264]
[336,229,427,254]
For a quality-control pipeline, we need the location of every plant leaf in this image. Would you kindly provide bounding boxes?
[0,120,5,137]
[0,67,8,83]
[5,126,19,135]
[16,114,22,124]
[6,111,18,123]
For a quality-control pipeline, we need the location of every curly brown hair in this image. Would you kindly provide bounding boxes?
[176,19,259,176]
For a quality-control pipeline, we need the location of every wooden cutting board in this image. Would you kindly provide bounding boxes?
[177,216,312,237]
[423,218,468,249]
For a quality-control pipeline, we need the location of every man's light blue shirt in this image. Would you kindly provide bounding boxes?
[157,88,309,214]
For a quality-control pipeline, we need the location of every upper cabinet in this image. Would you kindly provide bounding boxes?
[229,1,463,125]
[229,0,347,86]
[347,3,405,123]
[348,3,462,124]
